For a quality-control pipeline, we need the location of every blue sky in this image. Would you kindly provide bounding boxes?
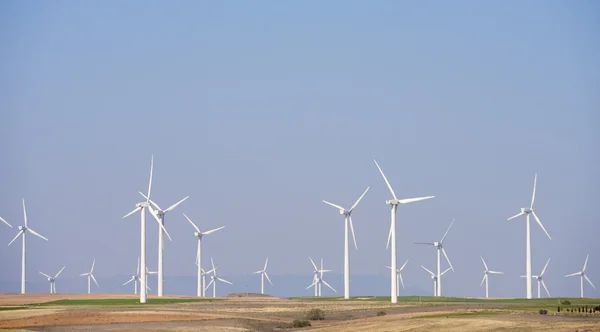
[1,1,599,298]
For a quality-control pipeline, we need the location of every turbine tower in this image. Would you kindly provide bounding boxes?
[386,259,409,297]
[422,265,451,296]
[522,258,551,298]
[204,257,232,298]
[507,173,551,299]
[565,254,596,298]
[139,192,188,297]
[123,155,170,304]
[306,257,335,296]
[253,257,273,295]
[184,213,225,297]
[39,266,65,294]
[374,160,434,303]
[122,257,141,294]
[480,256,503,299]
[8,199,48,294]
[414,219,456,297]
[80,259,99,294]
[322,186,369,299]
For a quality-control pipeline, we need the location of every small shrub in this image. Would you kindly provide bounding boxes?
[539,309,548,315]
[557,306,561,312]
[306,308,325,320]
[292,319,311,328]
[561,299,571,305]
[376,310,387,317]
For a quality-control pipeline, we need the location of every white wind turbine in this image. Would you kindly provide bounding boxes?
[80,259,99,294]
[39,266,65,294]
[139,192,188,297]
[386,259,409,297]
[565,254,596,298]
[184,213,225,297]
[414,219,456,297]
[204,257,232,298]
[507,173,551,299]
[123,155,170,304]
[480,256,503,299]
[195,254,215,297]
[422,265,451,296]
[521,258,551,298]
[253,257,273,295]
[322,186,370,299]
[374,160,434,303]
[8,199,48,294]
[306,257,336,297]
[122,258,141,294]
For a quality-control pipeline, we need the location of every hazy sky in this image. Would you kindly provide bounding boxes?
[1,1,599,298]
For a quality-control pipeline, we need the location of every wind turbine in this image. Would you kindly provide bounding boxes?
[80,259,99,294]
[204,257,232,298]
[196,254,215,297]
[565,254,596,298]
[521,258,551,298]
[123,257,141,294]
[507,173,551,299]
[386,259,409,297]
[253,257,273,295]
[306,257,335,297]
[422,265,451,296]
[123,155,170,304]
[184,213,225,297]
[414,219,456,297]
[39,266,65,294]
[139,192,188,297]
[374,160,434,303]
[480,256,503,299]
[8,199,48,294]
[322,186,369,299]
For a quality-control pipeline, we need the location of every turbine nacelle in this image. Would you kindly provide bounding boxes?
[135,202,149,208]
[386,199,401,205]
[521,208,532,214]
[194,232,202,238]
[18,225,25,231]
[433,242,441,248]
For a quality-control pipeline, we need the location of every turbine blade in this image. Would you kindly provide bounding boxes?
[123,206,142,219]
[205,279,214,291]
[322,279,336,292]
[138,192,162,211]
[584,275,596,289]
[22,198,27,227]
[80,273,89,276]
[306,279,318,289]
[146,155,154,202]
[322,200,345,211]
[414,242,435,246]
[349,216,358,250]
[264,257,269,271]
[0,216,12,228]
[54,266,66,278]
[442,248,454,271]
[264,272,273,285]
[373,160,397,200]
[148,206,172,241]
[400,259,409,271]
[217,277,232,285]
[349,186,370,212]
[123,277,135,286]
[531,211,551,240]
[583,254,589,271]
[565,272,580,277]
[398,196,435,204]
[480,274,486,287]
[183,213,201,233]
[530,173,537,209]
[8,230,24,246]
[541,280,551,297]
[91,274,99,287]
[39,272,51,278]
[309,257,318,271]
[442,267,452,275]
[507,211,525,220]
[211,257,216,272]
[480,256,489,271]
[440,219,455,243]
[90,259,95,273]
[385,266,392,270]
[489,271,504,274]
[27,228,48,241]
[204,226,225,235]
[165,196,189,212]
[541,258,551,276]
[421,265,435,276]
[386,223,392,250]
[399,272,405,288]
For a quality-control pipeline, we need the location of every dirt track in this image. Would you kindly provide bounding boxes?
[1,294,599,331]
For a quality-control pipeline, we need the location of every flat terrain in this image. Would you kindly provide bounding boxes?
[1,293,599,331]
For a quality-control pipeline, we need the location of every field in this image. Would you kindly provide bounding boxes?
[1,293,599,331]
